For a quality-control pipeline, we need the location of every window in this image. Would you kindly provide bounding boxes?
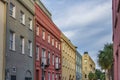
[52,54,54,65]
[48,72,50,80]
[84,59,87,64]
[48,52,51,64]
[11,75,16,80]
[58,44,60,50]
[9,3,15,17]
[28,41,32,57]
[36,25,39,36]
[55,56,59,69]
[20,11,25,24]
[36,46,39,60]
[52,73,54,80]
[48,34,50,43]
[85,67,87,71]
[29,18,32,30]
[42,48,46,65]
[52,39,54,46]
[85,74,87,78]
[42,30,45,40]
[20,36,25,54]
[9,31,15,50]
[55,41,58,48]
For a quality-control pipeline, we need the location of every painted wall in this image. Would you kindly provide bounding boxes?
[0,1,6,80]
[5,0,35,80]
[76,51,82,80]
[61,33,76,80]
[112,0,120,80]
[35,1,61,80]
[82,52,95,80]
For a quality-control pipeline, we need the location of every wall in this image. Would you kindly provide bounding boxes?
[61,33,76,80]
[0,1,6,80]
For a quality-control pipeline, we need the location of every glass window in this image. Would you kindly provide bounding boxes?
[48,72,50,80]
[36,25,39,36]
[29,18,32,30]
[52,73,54,80]
[28,41,32,57]
[52,39,54,46]
[9,31,15,50]
[42,30,45,40]
[36,45,39,60]
[9,3,15,17]
[52,54,54,65]
[48,34,50,43]
[20,36,25,54]
[20,11,25,24]
[42,48,46,65]
[48,52,51,64]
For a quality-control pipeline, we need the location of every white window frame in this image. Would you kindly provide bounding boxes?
[20,11,25,24]
[9,31,15,50]
[36,25,39,36]
[52,73,54,80]
[9,2,15,18]
[55,41,58,48]
[48,52,51,64]
[28,41,32,57]
[58,44,60,50]
[48,34,50,43]
[52,54,54,65]
[48,72,50,80]
[36,45,39,60]
[42,30,45,40]
[20,37,25,54]
[29,18,32,30]
[42,48,46,65]
[52,39,54,46]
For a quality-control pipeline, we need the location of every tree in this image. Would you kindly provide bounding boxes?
[88,72,95,80]
[97,43,113,80]
[95,69,105,80]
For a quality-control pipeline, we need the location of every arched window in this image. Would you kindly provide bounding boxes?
[25,70,32,80]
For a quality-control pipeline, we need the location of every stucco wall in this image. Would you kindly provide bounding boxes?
[0,1,6,80]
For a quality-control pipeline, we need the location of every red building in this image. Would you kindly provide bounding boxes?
[35,0,61,80]
[113,0,120,80]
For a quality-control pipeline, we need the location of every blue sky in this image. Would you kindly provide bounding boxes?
[40,0,112,68]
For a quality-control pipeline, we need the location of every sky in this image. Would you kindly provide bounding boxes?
[40,0,112,68]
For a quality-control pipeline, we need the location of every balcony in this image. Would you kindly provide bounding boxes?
[55,63,60,70]
[41,57,50,67]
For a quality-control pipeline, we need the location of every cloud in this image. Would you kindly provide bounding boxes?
[40,0,112,69]
[53,0,112,30]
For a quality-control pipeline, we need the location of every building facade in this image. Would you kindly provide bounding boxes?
[112,0,120,80]
[5,0,35,80]
[35,0,61,80]
[82,52,95,80]
[61,33,76,80]
[76,51,82,80]
[0,0,7,80]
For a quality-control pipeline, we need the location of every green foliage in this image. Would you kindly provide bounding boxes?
[88,72,96,80]
[97,43,113,80]
[95,69,105,80]
[97,43,113,70]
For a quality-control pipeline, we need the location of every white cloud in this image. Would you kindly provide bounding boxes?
[54,0,112,30]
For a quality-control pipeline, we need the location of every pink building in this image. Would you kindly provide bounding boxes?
[113,0,120,80]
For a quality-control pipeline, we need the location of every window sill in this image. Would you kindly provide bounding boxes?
[29,28,33,31]
[9,49,16,52]
[20,22,25,26]
[10,15,16,20]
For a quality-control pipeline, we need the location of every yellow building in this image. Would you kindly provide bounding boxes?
[61,33,76,80]
[0,0,7,80]
[82,52,95,80]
